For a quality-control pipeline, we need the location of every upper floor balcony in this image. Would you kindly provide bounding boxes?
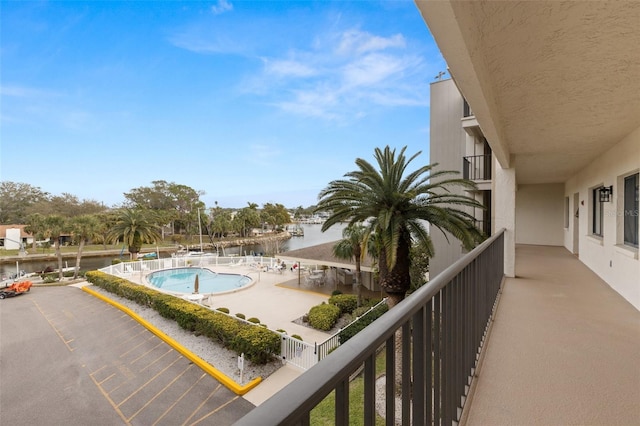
[463,154,492,182]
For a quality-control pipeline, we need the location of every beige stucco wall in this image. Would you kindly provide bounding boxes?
[564,126,640,310]
[516,184,565,246]
[429,79,467,278]
[493,163,516,277]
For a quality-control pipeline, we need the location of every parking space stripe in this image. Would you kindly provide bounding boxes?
[117,355,183,407]
[129,341,164,365]
[151,372,208,426]
[191,396,242,425]
[180,384,223,426]
[118,331,154,356]
[127,363,195,422]
[139,348,175,373]
[89,367,132,426]
[32,300,76,352]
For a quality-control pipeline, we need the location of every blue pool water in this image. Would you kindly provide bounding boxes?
[147,268,251,294]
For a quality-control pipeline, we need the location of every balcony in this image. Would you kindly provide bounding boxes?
[237,231,506,425]
[463,154,492,182]
[462,244,640,425]
[235,238,640,425]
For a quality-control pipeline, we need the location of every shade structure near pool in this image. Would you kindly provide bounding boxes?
[147,268,251,294]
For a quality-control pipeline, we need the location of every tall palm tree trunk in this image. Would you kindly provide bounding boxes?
[55,240,63,281]
[73,239,85,279]
[355,257,363,307]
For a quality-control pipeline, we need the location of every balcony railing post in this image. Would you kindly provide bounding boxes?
[385,336,395,426]
[426,298,433,425]
[412,307,426,425]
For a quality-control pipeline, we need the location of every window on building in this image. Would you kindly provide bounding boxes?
[592,187,604,237]
[624,173,639,247]
[463,99,473,117]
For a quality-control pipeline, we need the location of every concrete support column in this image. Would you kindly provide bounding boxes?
[494,162,516,277]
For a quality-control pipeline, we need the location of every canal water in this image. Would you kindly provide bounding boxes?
[1,223,346,278]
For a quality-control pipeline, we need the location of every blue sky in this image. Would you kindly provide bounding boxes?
[1,0,445,209]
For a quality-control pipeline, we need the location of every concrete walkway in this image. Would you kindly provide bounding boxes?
[463,245,640,425]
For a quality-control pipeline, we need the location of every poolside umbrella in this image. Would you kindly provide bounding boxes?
[194,274,199,294]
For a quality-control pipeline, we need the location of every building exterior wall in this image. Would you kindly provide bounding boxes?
[5,228,23,250]
[564,126,640,310]
[430,78,495,278]
[429,79,466,278]
[516,183,565,246]
[493,164,516,277]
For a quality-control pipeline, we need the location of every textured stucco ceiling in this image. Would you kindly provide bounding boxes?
[416,0,640,184]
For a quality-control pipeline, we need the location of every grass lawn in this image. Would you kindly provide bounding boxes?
[310,349,387,425]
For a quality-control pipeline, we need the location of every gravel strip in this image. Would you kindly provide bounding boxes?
[89,286,282,386]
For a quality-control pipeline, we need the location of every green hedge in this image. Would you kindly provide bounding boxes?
[85,271,280,364]
[308,303,341,331]
[328,294,358,315]
[338,303,389,344]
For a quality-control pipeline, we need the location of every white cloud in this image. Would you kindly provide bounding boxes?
[336,30,405,56]
[169,31,242,55]
[211,0,233,15]
[342,53,407,87]
[274,88,340,120]
[263,59,317,78]
[253,30,428,121]
[0,85,58,98]
[244,27,428,121]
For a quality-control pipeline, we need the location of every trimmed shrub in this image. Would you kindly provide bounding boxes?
[339,303,389,344]
[308,303,341,331]
[216,307,230,314]
[232,326,280,364]
[291,334,303,341]
[352,306,371,318]
[329,294,358,315]
[331,290,343,296]
[247,317,260,324]
[85,271,280,364]
[364,298,383,307]
[235,313,246,319]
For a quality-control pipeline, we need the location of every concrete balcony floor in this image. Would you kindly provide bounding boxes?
[463,245,640,426]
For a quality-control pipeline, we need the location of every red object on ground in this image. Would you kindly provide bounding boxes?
[8,281,32,293]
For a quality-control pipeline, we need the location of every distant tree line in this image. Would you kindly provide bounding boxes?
[0,180,315,230]
[0,180,320,277]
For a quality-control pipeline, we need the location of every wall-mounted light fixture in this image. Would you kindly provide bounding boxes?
[599,185,613,202]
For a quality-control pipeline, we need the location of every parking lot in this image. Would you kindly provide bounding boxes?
[0,286,254,425]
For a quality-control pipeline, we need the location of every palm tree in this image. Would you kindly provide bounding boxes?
[24,213,45,251]
[317,146,484,308]
[332,223,369,307]
[107,209,161,260]
[70,214,101,279]
[42,215,68,281]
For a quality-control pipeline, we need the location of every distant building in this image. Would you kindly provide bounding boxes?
[429,78,492,278]
[0,225,34,250]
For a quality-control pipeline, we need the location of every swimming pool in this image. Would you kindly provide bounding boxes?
[147,268,252,294]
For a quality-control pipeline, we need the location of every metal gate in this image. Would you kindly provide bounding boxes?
[280,334,317,370]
